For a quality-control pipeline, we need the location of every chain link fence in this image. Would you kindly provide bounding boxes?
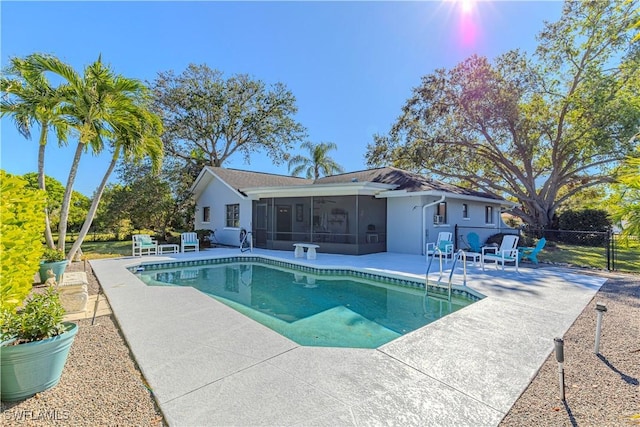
[456,225,637,272]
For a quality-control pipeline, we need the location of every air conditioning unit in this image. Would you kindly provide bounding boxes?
[433,215,444,224]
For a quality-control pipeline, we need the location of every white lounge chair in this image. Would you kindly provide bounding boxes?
[181,232,200,253]
[132,234,158,256]
[481,235,520,272]
[426,231,454,263]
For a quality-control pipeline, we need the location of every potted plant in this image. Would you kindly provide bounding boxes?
[39,248,68,284]
[0,287,78,401]
[0,171,78,401]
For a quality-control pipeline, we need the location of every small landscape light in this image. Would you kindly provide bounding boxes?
[594,302,607,354]
[554,337,565,401]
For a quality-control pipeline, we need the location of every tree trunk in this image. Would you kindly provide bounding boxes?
[37,126,56,249]
[57,142,84,254]
[66,154,117,261]
[516,199,555,230]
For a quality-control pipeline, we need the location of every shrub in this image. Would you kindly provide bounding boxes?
[558,209,611,231]
[196,229,215,248]
[556,209,611,246]
[485,233,518,246]
[42,248,65,263]
[0,286,66,344]
[0,171,46,312]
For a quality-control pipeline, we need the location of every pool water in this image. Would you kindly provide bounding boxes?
[137,261,474,348]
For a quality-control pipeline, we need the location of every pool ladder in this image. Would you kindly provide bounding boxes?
[425,249,468,302]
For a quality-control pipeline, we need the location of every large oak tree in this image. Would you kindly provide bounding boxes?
[150,64,306,171]
[366,1,639,228]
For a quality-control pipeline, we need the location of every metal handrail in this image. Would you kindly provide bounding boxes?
[426,249,468,302]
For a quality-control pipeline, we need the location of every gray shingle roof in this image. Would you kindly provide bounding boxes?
[206,167,311,193]
[205,166,502,201]
[315,167,502,200]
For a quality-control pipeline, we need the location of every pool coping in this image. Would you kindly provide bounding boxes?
[131,254,486,302]
[91,248,605,426]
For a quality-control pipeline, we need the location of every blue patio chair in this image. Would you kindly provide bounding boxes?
[467,232,482,253]
[519,237,546,264]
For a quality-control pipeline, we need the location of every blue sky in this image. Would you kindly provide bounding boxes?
[1,1,563,196]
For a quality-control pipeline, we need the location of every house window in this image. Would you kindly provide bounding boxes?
[462,204,469,219]
[226,204,240,228]
[434,202,447,224]
[202,206,210,223]
[485,206,494,224]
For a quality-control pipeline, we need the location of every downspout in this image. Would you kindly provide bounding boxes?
[421,194,446,255]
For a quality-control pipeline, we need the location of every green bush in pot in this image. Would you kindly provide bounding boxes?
[0,171,78,401]
[39,248,69,284]
[0,287,78,401]
[1,286,67,344]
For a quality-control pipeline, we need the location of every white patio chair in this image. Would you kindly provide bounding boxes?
[481,235,520,272]
[132,234,158,256]
[181,232,200,253]
[426,231,454,263]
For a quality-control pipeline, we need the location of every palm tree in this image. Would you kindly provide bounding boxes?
[0,54,69,248]
[288,141,344,179]
[67,106,164,261]
[28,55,153,255]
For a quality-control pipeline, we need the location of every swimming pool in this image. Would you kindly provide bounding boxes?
[134,257,479,348]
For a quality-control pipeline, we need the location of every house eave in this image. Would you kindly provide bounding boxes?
[190,166,249,200]
[377,189,517,207]
[242,182,396,199]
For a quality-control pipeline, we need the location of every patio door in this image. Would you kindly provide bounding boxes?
[276,205,292,240]
[254,203,268,247]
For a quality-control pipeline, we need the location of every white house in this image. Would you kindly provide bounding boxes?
[190,166,517,256]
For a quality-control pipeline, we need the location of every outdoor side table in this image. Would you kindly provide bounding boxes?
[158,244,179,254]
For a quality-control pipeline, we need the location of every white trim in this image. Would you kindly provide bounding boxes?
[191,167,250,200]
[241,182,395,199]
[378,189,517,208]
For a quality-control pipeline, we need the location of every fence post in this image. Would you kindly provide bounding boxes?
[610,230,616,271]
[454,224,459,250]
[605,230,610,271]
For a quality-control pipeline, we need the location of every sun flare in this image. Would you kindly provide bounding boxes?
[460,0,474,14]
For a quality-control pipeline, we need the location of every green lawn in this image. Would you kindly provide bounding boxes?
[537,240,638,273]
[77,238,638,273]
[79,240,131,259]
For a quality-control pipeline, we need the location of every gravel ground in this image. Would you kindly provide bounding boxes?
[2,262,638,426]
[501,271,640,427]
[1,262,164,427]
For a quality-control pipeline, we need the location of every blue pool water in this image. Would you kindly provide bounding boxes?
[136,260,476,348]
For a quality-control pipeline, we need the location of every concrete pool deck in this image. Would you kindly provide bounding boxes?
[90,248,605,426]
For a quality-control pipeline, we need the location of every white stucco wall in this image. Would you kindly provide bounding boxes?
[193,175,253,247]
[386,197,424,254]
[387,195,512,255]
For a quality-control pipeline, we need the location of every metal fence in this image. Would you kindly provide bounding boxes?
[456,225,637,272]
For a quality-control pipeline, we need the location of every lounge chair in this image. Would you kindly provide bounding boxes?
[132,234,158,256]
[181,232,200,253]
[481,234,520,272]
[519,237,546,264]
[426,231,454,262]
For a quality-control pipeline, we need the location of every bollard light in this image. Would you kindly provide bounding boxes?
[554,337,565,401]
[594,302,607,354]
